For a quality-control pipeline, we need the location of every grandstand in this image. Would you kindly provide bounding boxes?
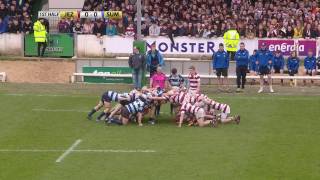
[0,0,320,180]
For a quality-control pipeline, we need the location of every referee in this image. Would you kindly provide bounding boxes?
[235,42,249,92]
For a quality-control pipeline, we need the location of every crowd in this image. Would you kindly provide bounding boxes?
[55,0,320,39]
[1,0,319,40]
[0,0,34,34]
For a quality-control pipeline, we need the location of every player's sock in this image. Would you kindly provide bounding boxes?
[96,112,106,120]
[88,109,96,117]
[110,118,123,125]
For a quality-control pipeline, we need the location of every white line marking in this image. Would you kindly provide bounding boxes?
[0,149,156,153]
[2,93,91,98]
[55,139,82,163]
[72,149,156,153]
[32,108,88,113]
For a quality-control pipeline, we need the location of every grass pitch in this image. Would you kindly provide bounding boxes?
[0,83,320,180]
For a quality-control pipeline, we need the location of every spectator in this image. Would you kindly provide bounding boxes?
[213,43,229,92]
[303,49,317,85]
[286,26,294,38]
[125,23,135,37]
[0,3,7,19]
[160,24,169,36]
[293,21,304,38]
[93,19,105,38]
[235,42,249,92]
[149,21,160,37]
[146,43,164,77]
[116,21,125,36]
[186,23,195,37]
[287,51,300,86]
[128,46,145,90]
[0,17,7,33]
[72,21,83,34]
[106,22,117,36]
[141,23,149,37]
[22,16,32,34]
[245,24,256,39]
[83,19,94,34]
[58,18,70,33]
[8,18,21,33]
[303,23,316,39]
[316,24,320,37]
[8,4,18,17]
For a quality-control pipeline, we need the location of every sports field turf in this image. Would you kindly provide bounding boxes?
[0,83,320,180]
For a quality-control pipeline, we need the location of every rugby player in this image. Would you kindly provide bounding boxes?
[204,97,240,125]
[178,102,216,127]
[87,90,129,121]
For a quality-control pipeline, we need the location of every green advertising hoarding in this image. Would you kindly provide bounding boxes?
[24,33,74,57]
[83,67,132,84]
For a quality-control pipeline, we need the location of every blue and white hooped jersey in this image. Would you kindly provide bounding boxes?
[125,99,145,114]
[102,91,119,102]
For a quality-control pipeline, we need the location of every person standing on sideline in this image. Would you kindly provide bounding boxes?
[213,43,229,91]
[187,65,200,94]
[33,18,47,57]
[128,46,145,90]
[235,42,249,92]
[303,49,317,85]
[256,42,274,93]
[287,51,300,86]
[249,50,258,84]
[272,50,285,85]
[146,43,164,78]
[223,24,240,61]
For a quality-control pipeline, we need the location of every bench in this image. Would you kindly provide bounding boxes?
[71,73,320,86]
[0,72,6,82]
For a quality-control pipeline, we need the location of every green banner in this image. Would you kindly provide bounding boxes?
[83,67,132,84]
[24,33,74,57]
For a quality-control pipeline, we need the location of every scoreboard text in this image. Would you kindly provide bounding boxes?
[38,11,122,19]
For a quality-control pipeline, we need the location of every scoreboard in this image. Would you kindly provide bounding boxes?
[38,11,122,19]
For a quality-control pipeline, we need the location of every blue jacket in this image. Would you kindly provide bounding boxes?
[213,50,229,69]
[235,49,249,67]
[304,56,316,70]
[287,57,300,71]
[272,55,284,69]
[0,17,8,33]
[106,25,117,36]
[146,50,164,68]
[256,49,273,67]
[249,55,258,71]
